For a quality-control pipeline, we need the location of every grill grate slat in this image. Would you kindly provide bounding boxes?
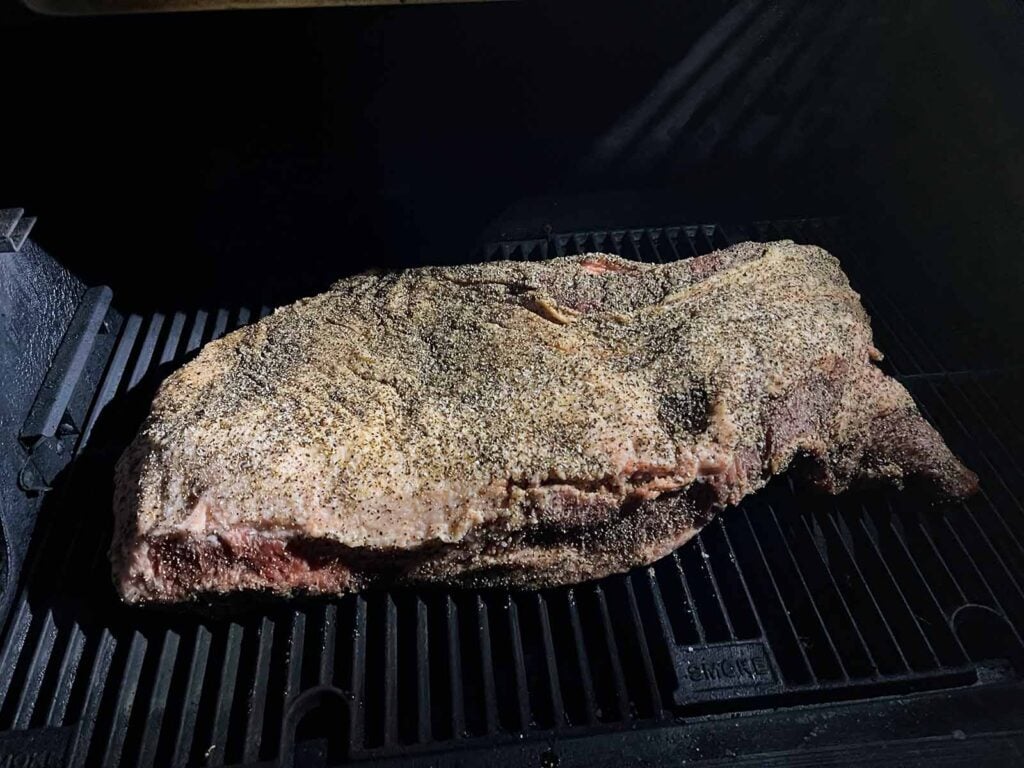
[65,629,117,768]
[621,578,663,718]
[565,590,599,725]
[505,598,533,731]
[135,631,181,768]
[12,614,58,730]
[98,632,148,768]
[44,622,87,728]
[671,551,707,644]
[475,597,500,735]
[206,622,243,766]
[382,596,399,746]
[319,604,338,686]
[285,612,306,719]
[414,598,431,743]
[534,595,566,729]
[79,311,139,444]
[241,617,275,762]
[349,597,368,752]
[695,538,737,641]
[592,585,631,721]
[441,596,464,739]
[170,626,211,768]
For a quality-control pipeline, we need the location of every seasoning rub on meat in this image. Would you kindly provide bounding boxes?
[113,240,978,603]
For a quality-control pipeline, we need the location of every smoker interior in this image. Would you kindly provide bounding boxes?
[3,1,1024,767]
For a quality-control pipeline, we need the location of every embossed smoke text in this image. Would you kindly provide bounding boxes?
[687,653,771,683]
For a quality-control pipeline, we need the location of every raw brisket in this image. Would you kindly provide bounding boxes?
[112,241,978,603]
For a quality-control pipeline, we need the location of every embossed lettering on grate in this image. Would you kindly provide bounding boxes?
[0,219,1021,767]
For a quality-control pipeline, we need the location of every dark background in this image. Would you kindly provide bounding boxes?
[3,0,1023,366]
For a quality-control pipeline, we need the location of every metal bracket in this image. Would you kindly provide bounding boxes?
[20,286,113,449]
[18,285,115,494]
[0,208,37,254]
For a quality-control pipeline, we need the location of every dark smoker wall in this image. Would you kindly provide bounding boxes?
[2,0,1022,363]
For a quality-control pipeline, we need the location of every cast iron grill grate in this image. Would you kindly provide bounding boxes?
[0,218,1021,767]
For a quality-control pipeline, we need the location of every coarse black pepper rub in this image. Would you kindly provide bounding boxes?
[112,240,978,603]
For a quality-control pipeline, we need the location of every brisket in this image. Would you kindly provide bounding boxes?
[112,240,978,603]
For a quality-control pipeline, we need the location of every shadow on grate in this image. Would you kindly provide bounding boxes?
[0,218,1021,767]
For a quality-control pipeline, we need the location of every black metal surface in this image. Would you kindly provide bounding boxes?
[0,218,1022,767]
[300,682,1024,768]
[0,221,88,626]
[7,0,1024,355]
